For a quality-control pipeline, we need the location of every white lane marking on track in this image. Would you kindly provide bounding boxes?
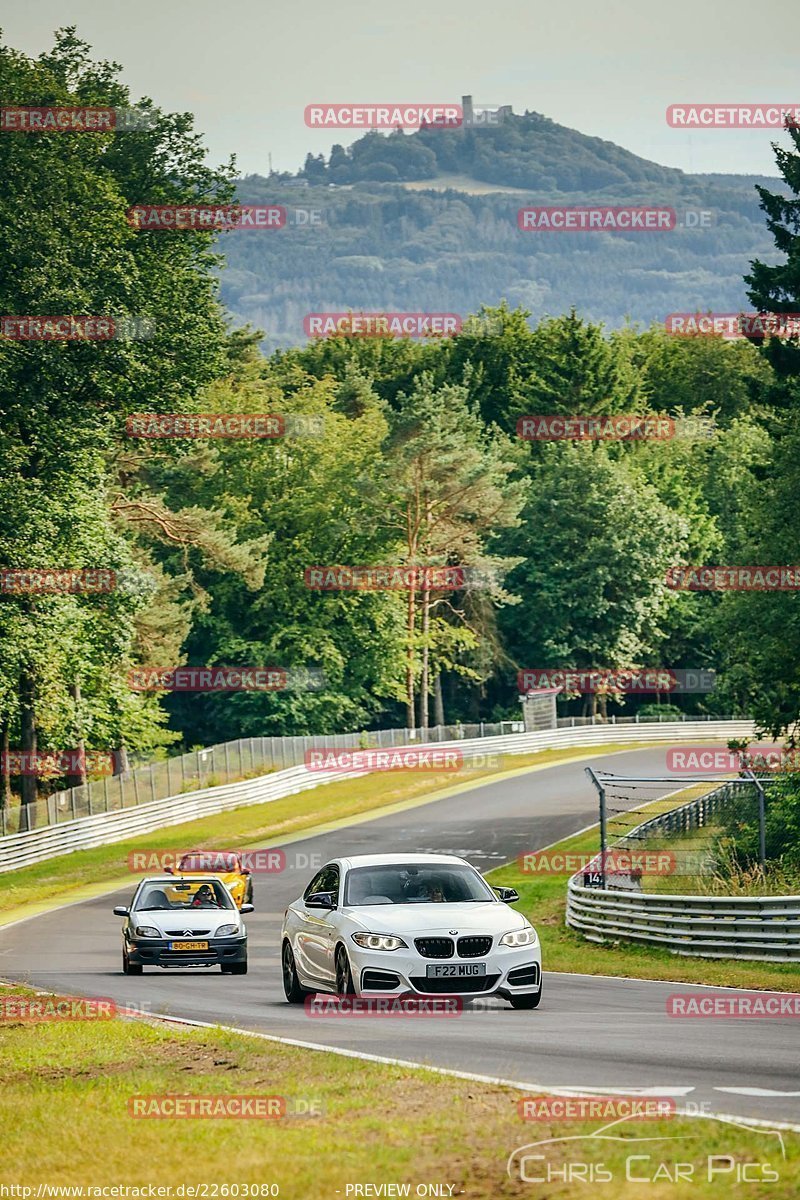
[715,1087,800,1097]
[547,970,800,993]
[118,1006,800,1134]
[548,1086,695,1096]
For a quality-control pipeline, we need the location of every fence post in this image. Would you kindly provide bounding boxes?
[744,770,767,874]
[585,767,607,888]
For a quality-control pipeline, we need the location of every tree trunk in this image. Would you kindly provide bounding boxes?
[113,745,130,776]
[1,722,10,810]
[65,681,88,789]
[405,588,416,730]
[434,672,445,728]
[420,585,430,731]
[19,671,37,831]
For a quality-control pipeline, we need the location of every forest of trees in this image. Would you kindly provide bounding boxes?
[2,31,800,823]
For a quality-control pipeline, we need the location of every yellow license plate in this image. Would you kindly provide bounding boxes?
[170,940,209,951]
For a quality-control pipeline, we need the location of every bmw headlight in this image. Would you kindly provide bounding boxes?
[215,923,239,937]
[134,926,160,938]
[351,933,408,951]
[500,927,537,947]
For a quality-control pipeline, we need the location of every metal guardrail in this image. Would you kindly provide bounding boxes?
[566,778,800,963]
[1,711,734,836]
[0,720,754,873]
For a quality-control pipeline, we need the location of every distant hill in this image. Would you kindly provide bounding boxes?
[218,108,786,351]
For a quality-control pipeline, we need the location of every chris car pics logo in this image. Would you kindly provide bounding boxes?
[507,1112,787,1185]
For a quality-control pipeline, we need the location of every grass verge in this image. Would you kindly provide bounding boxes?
[486,827,800,990]
[0,983,795,1198]
[0,742,655,923]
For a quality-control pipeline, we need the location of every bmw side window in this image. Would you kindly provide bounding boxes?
[322,865,340,904]
[304,869,328,900]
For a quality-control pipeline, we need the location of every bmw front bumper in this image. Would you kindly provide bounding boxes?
[348,940,542,998]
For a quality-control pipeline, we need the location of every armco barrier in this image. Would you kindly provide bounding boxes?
[566,774,800,963]
[0,720,754,873]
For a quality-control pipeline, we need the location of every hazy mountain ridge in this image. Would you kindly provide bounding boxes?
[220,109,785,350]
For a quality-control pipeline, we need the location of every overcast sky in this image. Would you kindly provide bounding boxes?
[3,0,794,178]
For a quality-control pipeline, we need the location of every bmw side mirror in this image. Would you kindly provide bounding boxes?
[240,903,255,914]
[306,891,336,910]
[494,887,519,904]
[113,906,129,917]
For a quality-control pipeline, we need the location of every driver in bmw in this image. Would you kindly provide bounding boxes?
[402,873,445,903]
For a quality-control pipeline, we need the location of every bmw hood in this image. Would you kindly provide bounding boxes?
[346,902,530,936]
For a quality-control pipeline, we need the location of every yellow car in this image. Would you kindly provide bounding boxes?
[165,850,254,909]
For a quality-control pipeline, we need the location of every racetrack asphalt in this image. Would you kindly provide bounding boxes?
[1,746,798,1126]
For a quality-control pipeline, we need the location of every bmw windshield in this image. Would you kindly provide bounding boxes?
[343,864,496,906]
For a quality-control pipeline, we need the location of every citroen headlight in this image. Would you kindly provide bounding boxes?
[216,923,239,937]
[500,927,537,948]
[134,926,159,938]
[351,933,407,951]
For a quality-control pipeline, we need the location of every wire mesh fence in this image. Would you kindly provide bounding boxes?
[0,720,524,835]
[0,711,746,837]
[586,769,798,896]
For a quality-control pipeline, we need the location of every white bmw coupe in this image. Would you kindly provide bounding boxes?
[280,853,542,1009]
